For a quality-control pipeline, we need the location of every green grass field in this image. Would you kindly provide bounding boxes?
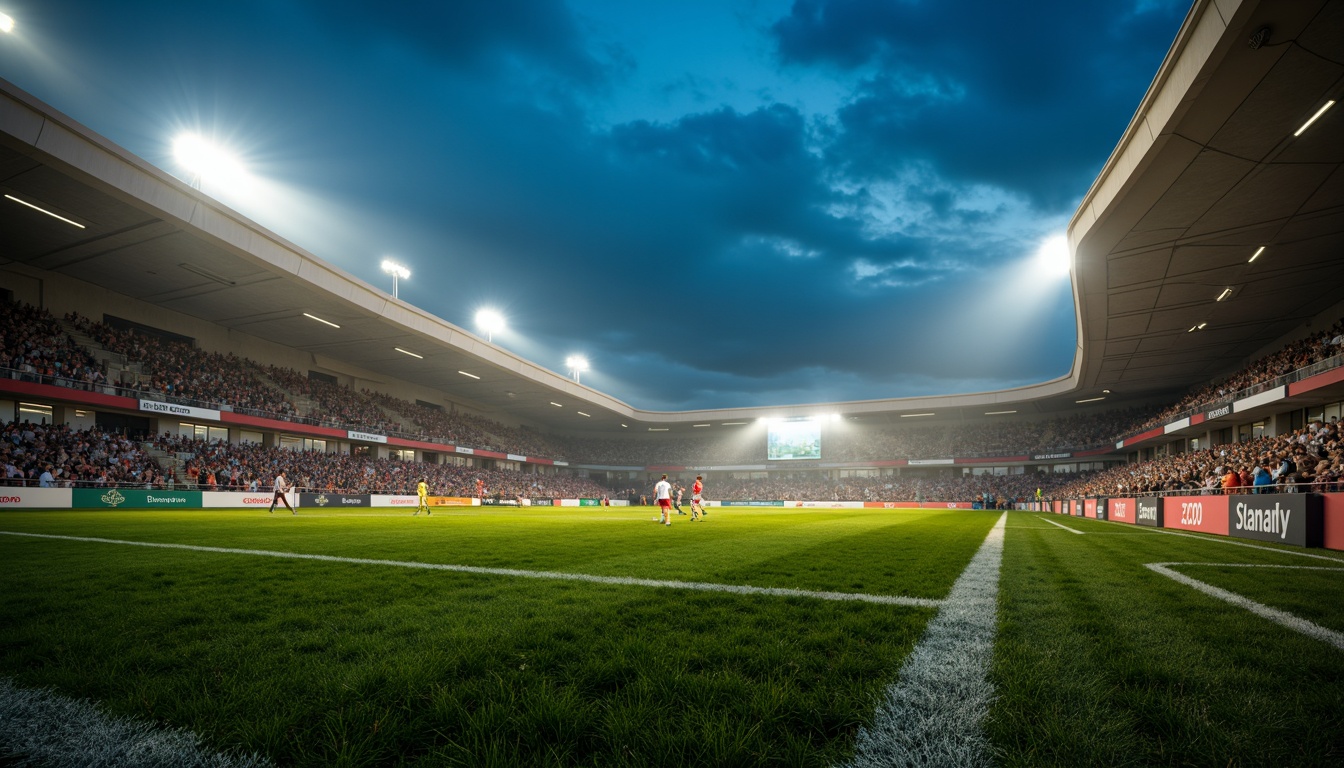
[1,507,1341,766]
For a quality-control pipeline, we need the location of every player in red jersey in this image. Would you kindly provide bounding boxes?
[691,475,706,520]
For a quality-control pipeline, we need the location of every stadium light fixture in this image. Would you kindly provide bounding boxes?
[721,422,748,426]
[692,423,711,427]
[380,259,410,299]
[565,355,589,384]
[1076,396,1106,403]
[302,312,340,329]
[1293,100,1335,137]
[648,427,669,431]
[4,194,86,229]
[476,308,505,342]
[172,133,247,190]
[393,347,423,359]
[1248,246,1265,263]
[1033,234,1071,279]
[550,402,563,407]
[1,13,15,33]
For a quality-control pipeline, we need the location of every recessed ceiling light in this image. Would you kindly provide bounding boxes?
[648,427,669,431]
[692,423,711,427]
[1248,246,1265,263]
[303,312,340,329]
[1215,288,1233,302]
[1293,99,1335,137]
[550,402,563,407]
[577,411,591,417]
[394,347,423,359]
[458,371,480,379]
[721,422,747,425]
[5,194,86,229]
[621,423,628,428]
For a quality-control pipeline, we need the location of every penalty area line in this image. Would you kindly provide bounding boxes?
[1146,562,1344,651]
[0,530,941,608]
[1037,516,1085,534]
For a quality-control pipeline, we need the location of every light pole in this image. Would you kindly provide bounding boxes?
[566,355,589,384]
[381,259,410,299]
[476,309,505,342]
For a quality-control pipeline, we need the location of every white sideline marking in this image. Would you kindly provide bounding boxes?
[0,531,942,608]
[841,512,1006,768]
[1149,528,1344,562]
[1146,562,1344,651]
[0,677,270,767]
[1038,516,1084,535]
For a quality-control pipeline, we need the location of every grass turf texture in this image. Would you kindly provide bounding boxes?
[991,514,1344,767]
[0,507,992,766]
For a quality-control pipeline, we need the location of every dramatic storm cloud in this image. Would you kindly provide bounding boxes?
[0,0,1188,409]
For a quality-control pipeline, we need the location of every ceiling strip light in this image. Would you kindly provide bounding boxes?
[1215,288,1233,302]
[721,422,747,425]
[1293,100,1335,137]
[900,412,935,418]
[5,194,86,229]
[1248,246,1265,263]
[303,312,340,329]
[458,371,480,379]
[692,423,711,427]
[550,402,563,407]
[394,347,423,359]
[985,410,1017,415]
[648,427,669,431]
[1076,396,1106,403]
[577,411,591,417]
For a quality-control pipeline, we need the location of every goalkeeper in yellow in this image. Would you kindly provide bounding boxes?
[414,477,431,516]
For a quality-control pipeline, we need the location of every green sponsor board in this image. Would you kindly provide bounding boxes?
[72,488,202,509]
[578,498,604,506]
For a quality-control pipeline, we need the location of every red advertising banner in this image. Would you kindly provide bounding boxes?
[1084,499,1098,518]
[1108,497,1136,524]
[1324,493,1344,552]
[1162,494,1230,536]
[1052,500,1062,514]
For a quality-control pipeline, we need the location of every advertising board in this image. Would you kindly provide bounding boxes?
[202,492,282,508]
[299,492,370,508]
[72,488,201,509]
[372,495,419,508]
[0,488,72,508]
[1160,494,1228,535]
[1227,493,1322,547]
[1108,498,1136,524]
[1324,493,1344,551]
[1136,497,1163,527]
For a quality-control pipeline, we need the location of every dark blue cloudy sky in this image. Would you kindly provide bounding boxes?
[0,0,1189,410]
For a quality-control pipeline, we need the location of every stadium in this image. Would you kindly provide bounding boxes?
[2,0,1342,765]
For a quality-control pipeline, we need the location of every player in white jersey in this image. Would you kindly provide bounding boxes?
[268,470,296,515]
[654,474,673,526]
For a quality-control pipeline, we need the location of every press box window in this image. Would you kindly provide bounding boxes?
[19,402,53,424]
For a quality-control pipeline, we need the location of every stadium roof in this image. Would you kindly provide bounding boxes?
[1,0,1341,435]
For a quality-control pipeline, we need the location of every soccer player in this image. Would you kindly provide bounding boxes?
[654,474,673,526]
[414,477,430,516]
[268,470,296,515]
[691,475,706,519]
[673,485,686,515]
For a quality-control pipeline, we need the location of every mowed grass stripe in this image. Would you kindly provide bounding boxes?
[0,530,940,607]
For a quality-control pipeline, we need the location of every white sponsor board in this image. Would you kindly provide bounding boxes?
[139,399,221,421]
[202,491,284,508]
[794,500,865,508]
[1234,386,1286,412]
[456,447,475,455]
[347,430,388,444]
[373,495,420,507]
[907,458,955,466]
[0,488,73,508]
[1164,417,1190,433]
[507,454,526,462]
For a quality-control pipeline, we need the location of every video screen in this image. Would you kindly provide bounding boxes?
[767,420,821,461]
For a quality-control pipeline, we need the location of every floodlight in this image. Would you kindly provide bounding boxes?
[566,355,589,383]
[476,308,505,342]
[0,13,15,33]
[380,259,410,298]
[172,133,246,189]
[1032,234,1071,279]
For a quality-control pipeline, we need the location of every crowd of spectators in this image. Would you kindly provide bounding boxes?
[707,471,1086,505]
[155,434,610,498]
[256,366,402,433]
[1053,418,1344,497]
[1117,318,1344,437]
[1,420,164,488]
[2,302,106,390]
[68,312,296,417]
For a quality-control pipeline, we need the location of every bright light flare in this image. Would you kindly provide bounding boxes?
[1032,234,1071,279]
[566,355,589,372]
[0,13,15,33]
[172,133,248,189]
[380,259,410,279]
[476,308,505,341]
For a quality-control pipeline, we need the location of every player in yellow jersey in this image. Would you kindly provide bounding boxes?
[414,478,431,516]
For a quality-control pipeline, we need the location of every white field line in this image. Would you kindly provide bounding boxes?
[1147,528,1344,562]
[841,512,1006,768]
[1038,516,1085,534]
[0,677,270,768]
[1145,562,1344,651]
[0,531,941,608]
